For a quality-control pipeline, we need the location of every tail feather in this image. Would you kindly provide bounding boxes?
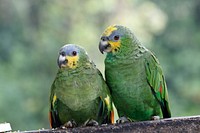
[49,112,53,128]
[110,110,114,124]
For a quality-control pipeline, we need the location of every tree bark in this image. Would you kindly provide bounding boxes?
[23,115,200,133]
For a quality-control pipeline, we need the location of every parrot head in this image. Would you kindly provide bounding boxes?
[57,44,89,69]
[99,25,137,55]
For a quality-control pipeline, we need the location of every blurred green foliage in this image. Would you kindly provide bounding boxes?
[0,0,200,130]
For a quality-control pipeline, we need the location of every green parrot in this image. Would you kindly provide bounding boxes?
[98,25,171,122]
[49,44,114,128]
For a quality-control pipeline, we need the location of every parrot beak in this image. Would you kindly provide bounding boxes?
[99,36,111,54]
[57,55,68,68]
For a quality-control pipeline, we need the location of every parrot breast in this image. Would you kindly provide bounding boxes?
[54,69,101,111]
[105,52,162,120]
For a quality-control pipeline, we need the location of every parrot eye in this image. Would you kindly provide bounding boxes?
[114,35,120,41]
[72,51,77,56]
[61,51,65,56]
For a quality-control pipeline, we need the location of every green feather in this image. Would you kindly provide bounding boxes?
[100,25,171,121]
[145,54,171,118]
[49,44,113,128]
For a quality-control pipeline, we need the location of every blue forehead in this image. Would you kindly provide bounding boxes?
[109,30,123,38]
[60,44,79,54]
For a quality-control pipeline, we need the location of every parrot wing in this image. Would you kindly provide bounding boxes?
[97,69,114,124]
[145,53,171,118]
[49,68,114,127]
[49,84,62,128]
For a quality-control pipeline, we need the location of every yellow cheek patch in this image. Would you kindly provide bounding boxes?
[66,56,79,69]
[108,40,121,53]
[103,25,117,36]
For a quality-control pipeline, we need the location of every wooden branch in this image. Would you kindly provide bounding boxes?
[20,115,200,133]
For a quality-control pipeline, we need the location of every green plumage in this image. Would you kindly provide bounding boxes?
[49,44,112,128]
[99,25,171,121]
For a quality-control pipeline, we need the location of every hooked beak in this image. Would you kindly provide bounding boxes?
[57,55,68,68]
[99,36,111,54]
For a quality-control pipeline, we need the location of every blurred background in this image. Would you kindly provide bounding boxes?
[0,0,200,131]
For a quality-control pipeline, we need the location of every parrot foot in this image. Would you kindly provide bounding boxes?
[116,116,131,124]
[84,119,99,126]
[62,120,77,128]
[151,116,160,120]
